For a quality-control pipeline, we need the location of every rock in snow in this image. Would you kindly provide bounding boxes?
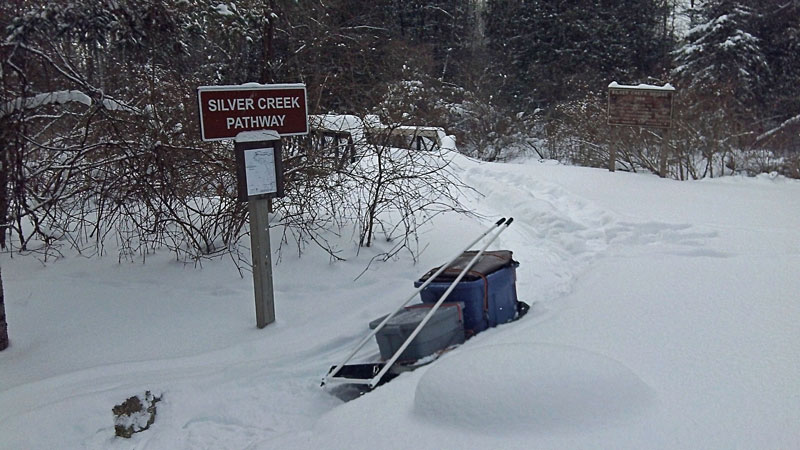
[112,391,161,438]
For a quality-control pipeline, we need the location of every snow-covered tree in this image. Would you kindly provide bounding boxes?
[672,1,769,104]
[671,1,799,176]
[754,0,800,148]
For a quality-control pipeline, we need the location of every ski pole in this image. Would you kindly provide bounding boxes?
[368,218,514,388]
[322,217,506,387]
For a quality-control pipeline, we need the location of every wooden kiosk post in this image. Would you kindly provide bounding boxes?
[607,82,675,176]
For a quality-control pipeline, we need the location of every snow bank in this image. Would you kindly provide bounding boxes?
[413,343,654,432]
[2,155,799,449]
[439,133,457,152]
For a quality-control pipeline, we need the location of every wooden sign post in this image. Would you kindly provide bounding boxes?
[235,130,283,328]
[607,82,675,176]
[198,83,308,328]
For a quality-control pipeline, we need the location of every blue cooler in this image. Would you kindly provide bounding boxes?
[414,250,519,334]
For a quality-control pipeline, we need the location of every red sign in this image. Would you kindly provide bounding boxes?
[197,84,308,141]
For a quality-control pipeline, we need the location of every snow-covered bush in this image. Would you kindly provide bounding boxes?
[273,123,472,263]
[445,93,541,162]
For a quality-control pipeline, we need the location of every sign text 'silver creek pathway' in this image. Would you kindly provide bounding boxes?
[197,84,308,140]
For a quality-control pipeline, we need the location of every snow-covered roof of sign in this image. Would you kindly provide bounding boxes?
[608,81,675,91]
[235,129,280,143]
[198,82,306,91]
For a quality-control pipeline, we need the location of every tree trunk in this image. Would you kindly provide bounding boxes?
[0,267,8,351]
[0,135,8,249]
[261,0,277,84]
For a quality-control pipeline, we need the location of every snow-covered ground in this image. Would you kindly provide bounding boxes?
[1,154,799,449]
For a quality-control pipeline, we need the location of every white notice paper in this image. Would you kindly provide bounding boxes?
[243,147,277,196]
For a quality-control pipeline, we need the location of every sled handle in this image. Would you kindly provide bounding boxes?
[368,217,514,388]
[322,218,506,387]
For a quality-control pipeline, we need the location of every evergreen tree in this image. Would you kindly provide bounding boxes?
[672,1,768,106]
[755,0,800,140]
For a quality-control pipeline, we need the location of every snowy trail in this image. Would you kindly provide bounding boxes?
[459,160,722,306]
[462,163,615,306]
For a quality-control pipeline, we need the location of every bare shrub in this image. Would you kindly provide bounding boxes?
[270,122,474,264]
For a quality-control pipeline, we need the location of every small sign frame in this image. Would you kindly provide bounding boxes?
[234,139,285,202]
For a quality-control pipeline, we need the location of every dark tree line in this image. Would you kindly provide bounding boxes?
[484,0,674,108]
